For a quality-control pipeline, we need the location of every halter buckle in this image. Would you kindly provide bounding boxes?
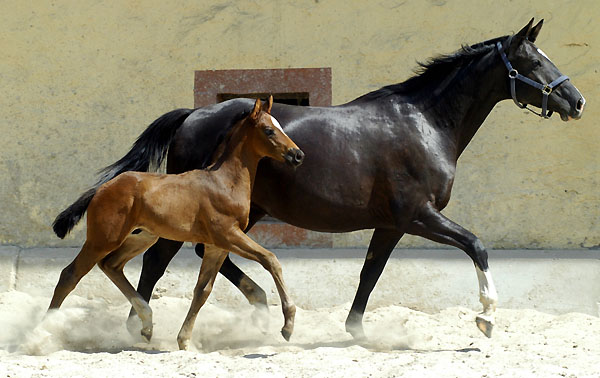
[542,85,552,95]
[508,69,518,79]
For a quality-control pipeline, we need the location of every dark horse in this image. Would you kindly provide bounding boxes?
[54,19,585,339]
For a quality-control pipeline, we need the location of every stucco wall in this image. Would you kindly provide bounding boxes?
[1,1,598,248]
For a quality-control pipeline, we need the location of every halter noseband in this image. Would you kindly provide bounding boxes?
[496,41,569,119]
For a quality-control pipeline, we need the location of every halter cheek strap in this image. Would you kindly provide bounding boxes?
[496,41,569,119]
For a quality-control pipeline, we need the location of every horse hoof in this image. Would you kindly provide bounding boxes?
[251,306,271,334]
[345,322,366,341]
[476,314,494,338]
[141,327,153,343]
[281,327,292,342]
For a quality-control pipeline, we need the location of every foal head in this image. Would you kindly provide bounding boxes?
[246,96,304,167]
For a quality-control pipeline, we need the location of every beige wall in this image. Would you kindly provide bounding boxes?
[1,0,598,248]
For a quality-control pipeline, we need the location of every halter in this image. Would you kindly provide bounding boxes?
[496,40,569,118]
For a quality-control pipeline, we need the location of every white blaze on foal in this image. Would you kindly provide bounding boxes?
[269,114,285,133]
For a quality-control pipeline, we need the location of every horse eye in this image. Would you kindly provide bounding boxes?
[264,128,275,137]
[533,59,542,67]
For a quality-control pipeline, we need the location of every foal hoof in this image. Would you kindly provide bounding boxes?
[281,327,292,342]
[126,315,142,337]
[177,338,190,351]
[476,314,494,338]
[141,327,153,343]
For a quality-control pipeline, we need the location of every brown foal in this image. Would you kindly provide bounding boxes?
[48,97,304,350]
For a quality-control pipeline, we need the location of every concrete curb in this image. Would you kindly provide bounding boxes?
[1,246,599,316]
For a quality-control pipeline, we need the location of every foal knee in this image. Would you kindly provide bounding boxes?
[98,258,118,275]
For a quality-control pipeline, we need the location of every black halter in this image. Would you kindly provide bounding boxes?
[496,41,569,119]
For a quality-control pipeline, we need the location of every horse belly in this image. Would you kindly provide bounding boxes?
[253,165,388,232]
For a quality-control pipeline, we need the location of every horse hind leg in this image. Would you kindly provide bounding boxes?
[177,245,228,350]
[48,241,109,311]
[98,230,159,342]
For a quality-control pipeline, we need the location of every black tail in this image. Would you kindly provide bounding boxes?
[52,108,194,239]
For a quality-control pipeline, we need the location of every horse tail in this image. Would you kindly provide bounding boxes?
[52,108,194,239]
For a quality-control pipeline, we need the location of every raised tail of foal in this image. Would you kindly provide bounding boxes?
[52,108,194,239]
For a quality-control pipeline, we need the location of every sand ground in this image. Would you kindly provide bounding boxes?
[1,290,599,378]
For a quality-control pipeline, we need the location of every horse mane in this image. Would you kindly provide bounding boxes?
[351,35,509,103]
[207,109,251,170]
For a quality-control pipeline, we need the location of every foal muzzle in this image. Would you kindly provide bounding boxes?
[285,148,305,167]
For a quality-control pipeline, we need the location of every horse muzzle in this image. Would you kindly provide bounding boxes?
[285,148,305,167]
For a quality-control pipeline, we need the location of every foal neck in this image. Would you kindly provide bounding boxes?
[209,120,265,189]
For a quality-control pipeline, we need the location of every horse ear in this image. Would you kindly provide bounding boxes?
[250,98,261,120]
[508,18,534,52]
[263,95,273,114]
[515,18,534,40]
[528,19,543,43]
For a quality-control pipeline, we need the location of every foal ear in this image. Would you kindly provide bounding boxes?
[262,95,273,114]
[250,98,262,120]
[528,19,543,43]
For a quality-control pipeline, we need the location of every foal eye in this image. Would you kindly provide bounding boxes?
[264,128,275,137]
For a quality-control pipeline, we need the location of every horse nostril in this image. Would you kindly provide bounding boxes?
[294,150,305,163]
[576,97,585,112]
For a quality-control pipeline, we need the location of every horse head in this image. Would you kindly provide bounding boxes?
[247,96,304,167]
[499,18,585,121]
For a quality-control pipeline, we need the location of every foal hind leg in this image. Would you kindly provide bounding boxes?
[98,231,159,342]
[48,241,107,311]
[177,245,228,350]
[222,230,296,341]
[127,238,184,328]
[408,202,498,338]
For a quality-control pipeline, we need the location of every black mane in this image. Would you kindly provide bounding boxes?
[351,36,508,103]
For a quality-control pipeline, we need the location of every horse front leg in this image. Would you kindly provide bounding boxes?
[408,202,498,338]
[345,228,404,339]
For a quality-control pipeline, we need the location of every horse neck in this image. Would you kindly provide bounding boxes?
[409,52,509,158]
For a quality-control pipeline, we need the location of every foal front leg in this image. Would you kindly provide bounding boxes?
[408,202,498,338]
[224,229,296,341]
[177,246,228,351]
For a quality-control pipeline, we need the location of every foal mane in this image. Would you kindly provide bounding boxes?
[207,110,252,171]
[351,35,508,103]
